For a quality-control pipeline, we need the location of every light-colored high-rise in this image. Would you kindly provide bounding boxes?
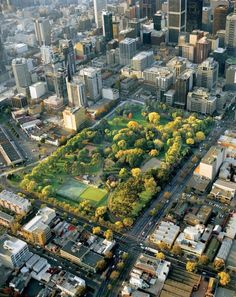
[196,58,219,90]
[119,38,137,66]
[94,0,107,28]
[79,67,102,101]
[225,5,236,56]
[66,76,87,108]
[12,58,32,94]
[34,18,51,46]
[131,51,153,71]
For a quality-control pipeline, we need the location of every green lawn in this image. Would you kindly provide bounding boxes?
[80,187,108,206]
[56,178,108,207]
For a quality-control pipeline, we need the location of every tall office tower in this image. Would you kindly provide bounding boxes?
[186,0,203,32]
[112,21,120,39]
[59,39,76,77]
[174,69,195,108]
[196,57,219,90]
[40,45,53,65]
[140,0,157,18]
[119,38,137,65]
[53,68,67,101]
[167,0,187,44]
[225,65,236,91]
[66,76,87,108]
[34,18,51,46]
[102,10,113,41]
[213,5,228,34]
[132,51,154,71]
[79,67,102,101]
[153,11,165,31]
[94,0,107,28]
[225,5,236,56]
[12,58,32,94]
[195,37,211,64]
[0,35,6,74]
[202,6,212,32]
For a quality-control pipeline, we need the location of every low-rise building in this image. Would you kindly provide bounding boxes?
[215,237,233,262]
[63,107,87,131]
[187,87,217,115]
[149,221,180,248]
[0,210,14,228]
[0,190,31,215]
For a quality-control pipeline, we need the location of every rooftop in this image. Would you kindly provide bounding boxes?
[0,234,27,256]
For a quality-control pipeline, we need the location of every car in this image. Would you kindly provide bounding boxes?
[142,231,145,236]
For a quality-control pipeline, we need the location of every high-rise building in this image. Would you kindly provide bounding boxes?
[167,0,187,44]
[202,6,212,32]
[195,37,211,64]
[225,5,236,56]
[94,0,107,28]
[0,234,30,269]
[12,58,32,94]
[53,68,68,101]
[153,11,165,31]
[40,45,53,65]
[225,65,236,91]
[131,51,154,71]
[102,10,113,41]
[0,33,6,74]
[174,69,195,108]
[66,76,87,108]
[59,39,76,76]
[119,38,137,65]
[186,0,203,32]
[213,5,228,35]
[34,18,51,46]
[79,67,102,101]
[140,0,157,18]
[63,107,87,131]
[196,57,219,90]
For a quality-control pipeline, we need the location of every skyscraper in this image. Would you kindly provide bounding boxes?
[196,57,219,90]
[79,67,102,101]
[186,0,203,32]
[59,39,76,77]
[12,58,32,94]
[34,18,51,46]
[0,34,6,74]
[202,6,212,32]
[225,5,236,56]
[119,38,137,65]
[167,0,187,44]
[53,68,68,101]
[102,10,113,41]
[94,0,107,28]
[140,0,157,18]
[213,5,228,35]
[66,76,87,108]
[153,11,165,31]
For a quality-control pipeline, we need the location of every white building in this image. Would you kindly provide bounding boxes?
[0,190,31,215]
[131,51,154,71]
[149,221,180,248]
[29,82,47,99]
[66,76,87,108]
[79,67,102,101]
[102,88,119,100]
[0,234,30,268]
[196,58,219,90]
[94,0,107,28]
[198,146,225,180]
[119,38,137,66]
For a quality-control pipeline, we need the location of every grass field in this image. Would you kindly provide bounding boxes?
[56,178,108,207]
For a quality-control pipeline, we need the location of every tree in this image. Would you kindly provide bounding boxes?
[156,252,165,260]
[96,259,107,271]
[117,261,125,270]
[131,168,141,178]
[171,245,182,256]
[218,271,230,286]
[127,121,139,129]
[158,242,168,251]
[115,221,124,231]
[92,226,101,235]
[149,149,159,157]
[195,131,205,142]
[119,168,129,179]
[163,191,171,200]
[110,271,119,280]
[123,217,134,227]
[104,229,113,240]
[198,255,209,266]
[186,261,197,272]
[214,259,225,271]
[186,138,195,145]
[148,112,160,124]
[75,286,86,297]
[95,206,107,218]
